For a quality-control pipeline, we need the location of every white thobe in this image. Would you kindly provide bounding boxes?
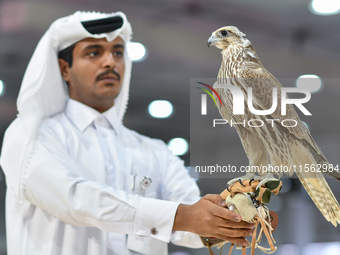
[4,99,203,255]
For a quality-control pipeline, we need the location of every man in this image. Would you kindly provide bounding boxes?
[0,11,253,255]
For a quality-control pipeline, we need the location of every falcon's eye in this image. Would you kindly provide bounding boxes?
[220,30,228,37]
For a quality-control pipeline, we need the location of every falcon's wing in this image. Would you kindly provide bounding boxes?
[237,63,340,225]
[237,62,327,162]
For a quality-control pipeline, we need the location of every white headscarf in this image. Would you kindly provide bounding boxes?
[0,11,133,201]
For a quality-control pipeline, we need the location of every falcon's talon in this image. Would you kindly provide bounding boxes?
[249,178,255,185]
[239,179,246,187]
[227,173,257,187]
[226,183,231,193]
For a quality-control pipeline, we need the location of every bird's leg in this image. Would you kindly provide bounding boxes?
[225,128,271,191]
[255,173,281,191]
[226,172,256,191]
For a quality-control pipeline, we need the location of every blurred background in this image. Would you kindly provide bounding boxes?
[0,0,340,254]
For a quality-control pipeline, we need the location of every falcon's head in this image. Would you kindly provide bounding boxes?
[207,26,247,50]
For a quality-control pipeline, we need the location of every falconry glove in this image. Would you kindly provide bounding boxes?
[201,179,281,255]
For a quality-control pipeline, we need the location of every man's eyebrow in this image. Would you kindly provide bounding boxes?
[83,45,103,51]
[82,44,124,51]
[113,44,124,49]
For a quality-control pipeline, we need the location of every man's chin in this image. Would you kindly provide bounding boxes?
[96,90,119,101]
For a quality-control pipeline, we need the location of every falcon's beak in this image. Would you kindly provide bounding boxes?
[207,34,219,47]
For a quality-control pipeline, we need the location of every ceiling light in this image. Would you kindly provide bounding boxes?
[127,42,147,61]
[303,242,340,255]
[168,138,189,156]
[296,74,322,93]
[0,80,5,97]
[309,0,340,15]
[148,100,173,118]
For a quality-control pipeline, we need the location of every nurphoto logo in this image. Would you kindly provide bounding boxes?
[197,81,312,128]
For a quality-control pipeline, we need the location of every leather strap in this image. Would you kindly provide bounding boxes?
[207,241,224,255]
[208,245,215,255]
[242,246,246,255]
[258,218,275,251]
[251,221,258,255]
[224,217,277,255]
[228,243,235,255]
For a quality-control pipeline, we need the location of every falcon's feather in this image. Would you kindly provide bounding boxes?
[208,26,340,226]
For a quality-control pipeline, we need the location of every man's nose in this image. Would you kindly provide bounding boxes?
[102,52,116,68]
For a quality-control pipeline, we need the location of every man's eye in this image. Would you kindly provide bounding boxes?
[89,51,99,57]
[113,51,123,57]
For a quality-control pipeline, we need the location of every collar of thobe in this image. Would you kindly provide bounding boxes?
[65,98,121,136]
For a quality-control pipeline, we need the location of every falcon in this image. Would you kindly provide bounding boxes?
[207,26,340,226]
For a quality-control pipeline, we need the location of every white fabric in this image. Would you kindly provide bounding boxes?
[5,99,203,255]
[1,11,132,203]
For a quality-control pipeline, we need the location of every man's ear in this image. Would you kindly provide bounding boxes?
[58,58,71,83]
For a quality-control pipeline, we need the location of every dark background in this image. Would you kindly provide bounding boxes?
[0,0,340,254]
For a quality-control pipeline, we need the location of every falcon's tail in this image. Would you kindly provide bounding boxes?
[296,171,340,226]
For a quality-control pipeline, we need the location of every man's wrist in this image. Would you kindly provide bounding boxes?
[172,203,191,232]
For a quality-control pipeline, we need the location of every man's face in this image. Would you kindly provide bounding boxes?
[59,37,125,112]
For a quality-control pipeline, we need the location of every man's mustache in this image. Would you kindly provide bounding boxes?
[96,69,121,82]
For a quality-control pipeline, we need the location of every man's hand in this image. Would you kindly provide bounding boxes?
[172,194,254,246]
